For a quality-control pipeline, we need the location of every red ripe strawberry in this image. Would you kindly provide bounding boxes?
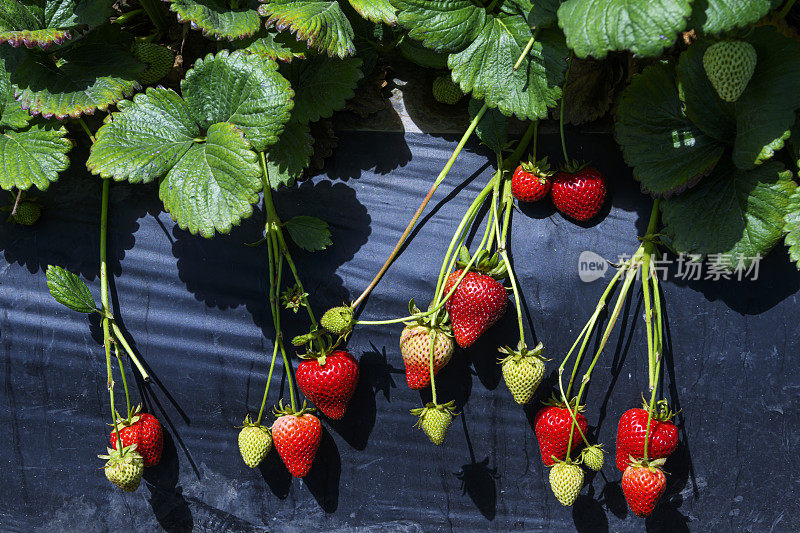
[512,159,553,202]
[110,407,163,468]
[616,402,678,472]
[444,270,507,348]
[551,166,606,221]
[534,403,588,466]
[621,459,667,517]
[296,350,359,420]
[272,403,321,478]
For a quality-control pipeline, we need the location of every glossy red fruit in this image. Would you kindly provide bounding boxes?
[444,270,507,348]
[534,405,589,466]
[296,350,359,420]
[551,167,606,221]
[616,407,678,472]
[512,163,551,202]
[272,411,322,478]
[110,412,163,467]
[622,462,667,517]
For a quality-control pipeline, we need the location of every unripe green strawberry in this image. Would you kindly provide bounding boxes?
[411,401,457,445]
[99,444,144,492]
[133,43,175,85]
[238,416,272,468]
[321,306,354,336]
[499,342,546,404]
[703,40,757,102]
[581,444,604,471]
[549,461,584,506]
[9,201,41,225]
[432,76,464,105]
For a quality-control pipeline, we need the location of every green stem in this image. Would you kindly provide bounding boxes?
[78,118,95,143]
[642,357,661,460]
[513,37,535,70]
[428,329,439,404]
[260,154,318,331]
[138,0,170,33]
[559,54,573,163]
[779,0,797,18]
[531,120,539,163]
[109,322,150,381]
[113,8,143,25]
[99,178,124,451]
[257,229,283,424]
[114,343,132,419]
[350,103,489,310]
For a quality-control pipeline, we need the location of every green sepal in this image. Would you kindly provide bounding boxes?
[639,397,678,422]
[273,399,315,418]
[497,341,547,364]
[520,157,554,177]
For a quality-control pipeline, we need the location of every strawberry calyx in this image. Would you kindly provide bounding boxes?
[454,246,507,280]
[549,456,580,468]
[403,298,454,333]
[542,394,585,413]
[273,399,316,419]
[98,443,141,464]
[560,159,590,174]
[627,455,667,473]
[498,340,547,364]
[519,157,555,179]
[238,413,268,430]
[638,397,678,422]
[109,403,145,428]
[410,400,458,423]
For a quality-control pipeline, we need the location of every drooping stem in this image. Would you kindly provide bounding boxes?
[350,103,489,310]
[559,54,573,163]
[114,343,132,419]
[260,155,298,412]
[99,178,124,450]
[779,0,797,19]
[10,188,21,216]
[109,322,150,381]
[428,329,439,405]
[113,8,143,25]
[513,37,535,70]
[259,153,319,334]
[257,224,284,423]
[499,177,524,343]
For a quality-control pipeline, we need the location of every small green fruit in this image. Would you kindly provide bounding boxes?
[133,43,175,85]
[499,342,546,404]
[581,445,604,472]
[99,444,144,492]
[549,462,584,506]
[703,40,757,102]
[238,420,273,468]
[321,306,354,336]
[9,201,41,226]
[432,76,464,105]
[412,401,457,446]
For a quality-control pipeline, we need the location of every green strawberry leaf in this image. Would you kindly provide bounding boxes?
[347,0,396,25]
[505,0,562,28]
[689,0,773,35]
[661,161,796,269]
[264,120,313,188]
[393,0,486,53]
[280,55,362,124]
[0,123,71,191]
[0,59,30,129]
[615,62,724,196]
[784,187,800,269]
[181,51,294,151]
[88,55,275,238]
[0,0,113,49]
[160,122,261,238]
[449,21,568,120]
[398,37,448,69]
[557,0,692,58]
[285,215,332,251]
[469,98,506,155]
[168,0,262,40]
[258,0,356,58]
[45,265,96,313]
[229,28,310,61]
[1,25,143,119]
